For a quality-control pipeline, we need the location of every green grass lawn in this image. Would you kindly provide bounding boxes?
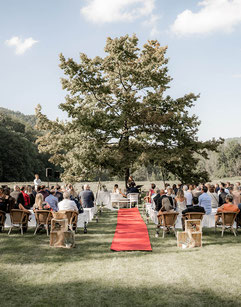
[1,208,241,307]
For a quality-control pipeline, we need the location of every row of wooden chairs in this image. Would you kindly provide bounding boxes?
[156,211,241,238]
[0,209,79,236]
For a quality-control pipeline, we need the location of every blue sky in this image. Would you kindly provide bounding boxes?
[0,0,241,140]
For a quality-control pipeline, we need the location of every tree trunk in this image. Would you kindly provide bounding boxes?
[125,167,130,189]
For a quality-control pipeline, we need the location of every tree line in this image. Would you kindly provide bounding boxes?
[0,108,60,182]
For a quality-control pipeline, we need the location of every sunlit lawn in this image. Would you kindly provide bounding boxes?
[1,208,241,306]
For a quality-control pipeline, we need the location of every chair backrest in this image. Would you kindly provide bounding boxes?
[162,212,179,227]
[221,212,237,226]
[110,193,120,202]
[35,210,52,224]
[57,210,77,224]
[10,209,26,224]
[128,193,139,202]
[185,212,205,220]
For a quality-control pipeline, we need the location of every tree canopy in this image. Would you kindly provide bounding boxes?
[36,34,222,185]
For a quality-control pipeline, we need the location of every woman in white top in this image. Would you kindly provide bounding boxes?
[207,185,219,208]
[175,190,187,213]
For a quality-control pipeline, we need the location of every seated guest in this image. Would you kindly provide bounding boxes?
[10,185,30,213]
[79,184,95,208]
[39,185,49,200]
[155,190,173,212]
[113,184,126,197]
[218,188,228,206]
[3,187,15,212]
[215,194,240,223]
[55,185,63,202]
[45,190,59,212]
[153,189,161,207]
[27,185,35,207]
[232,185,241,206]
[207,185,219,208]
[58,191,78,212]
[198,186,212,215]
[182,197,206,215]
[0,187,7,212]
[172,184,178,195]
[20,186,31,210]
[144,183,156,203]
[33,193,51,211]
[175,190,187,213]
[166,187,176,209]
[127,182,139,194]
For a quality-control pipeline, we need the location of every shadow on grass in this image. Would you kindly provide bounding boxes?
[0,270,240,307]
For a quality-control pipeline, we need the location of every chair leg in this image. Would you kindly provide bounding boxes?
[20,225,23,235]
[46,224,49,236]
[34,225,39,235]
[162,227,165,238]
[232,227,236,237]
[221,226,224,237]
[8,226,12,235]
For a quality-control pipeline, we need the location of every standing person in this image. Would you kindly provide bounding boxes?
[166,187,176,209]
[79,184,95,208]
[198,186,212,215]
[45,190,59,212]
[0,187,7,212]
[34,174,42,191]
[172,184,178,195]
[183,185,193,207]
[207,185,219,208]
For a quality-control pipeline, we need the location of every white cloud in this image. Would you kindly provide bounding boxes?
[5,36,38,55]
[232,73,241,78]
[171,0,241,36]
[143,14,160,38]
[81,0,155,23]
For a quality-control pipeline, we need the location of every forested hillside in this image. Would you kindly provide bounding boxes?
[0,107,240,182]
[0,107,59,182]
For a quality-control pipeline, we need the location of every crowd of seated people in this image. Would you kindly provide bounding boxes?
[0,181,96,219]
[149,181,241,223]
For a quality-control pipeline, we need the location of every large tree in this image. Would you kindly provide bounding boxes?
[36,34,222,185]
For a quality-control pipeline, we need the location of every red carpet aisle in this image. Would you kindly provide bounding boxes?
[111,208,152,251]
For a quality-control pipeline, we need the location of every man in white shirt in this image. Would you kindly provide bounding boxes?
[58,191,78,212]
[183,185,193,207]
[34,174,41,191]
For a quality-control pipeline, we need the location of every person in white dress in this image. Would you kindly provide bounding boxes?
[175,190,187,213]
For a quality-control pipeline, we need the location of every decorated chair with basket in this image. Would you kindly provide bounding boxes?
[54,210,78,232]
[156,212,179,238]
[8,209,29,235]
[182,212,205,230]
[0,210,6,232]
[215,211,238,237]
[34,210,53,236]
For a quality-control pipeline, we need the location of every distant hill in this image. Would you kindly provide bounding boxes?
[0,107,36,127]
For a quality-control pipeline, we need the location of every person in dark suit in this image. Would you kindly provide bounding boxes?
[127,182,139,194]
[182,197,206,214]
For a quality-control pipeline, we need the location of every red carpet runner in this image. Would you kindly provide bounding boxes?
[111,208,152,251]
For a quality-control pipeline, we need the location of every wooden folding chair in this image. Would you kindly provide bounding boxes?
[8,209,29,235]
[34,210,52,236]
[215,211,238,237]
[0,210,6,232]
[157,212,179,238]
